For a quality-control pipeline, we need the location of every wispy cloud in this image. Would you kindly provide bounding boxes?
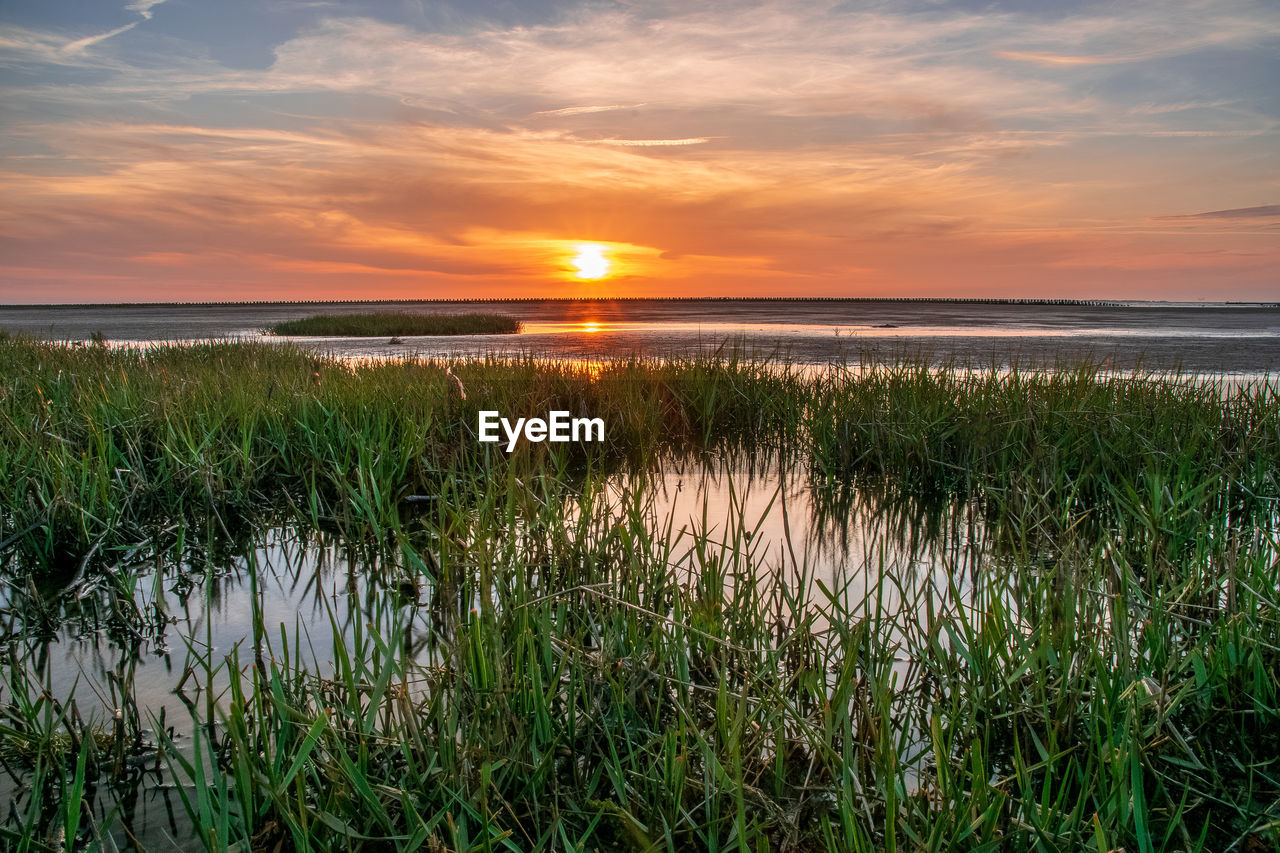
[61,0,168,54]
[533,104,645,117]
[995,50,1134,68]
[1129,99,1236,115]
[124,0,167,20]
[994,1,1276,69]
[61,22,139,54]
[588,137,712,147]
[1156,205,1280,220]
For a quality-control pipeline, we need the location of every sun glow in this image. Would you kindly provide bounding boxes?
[571,244,611,279]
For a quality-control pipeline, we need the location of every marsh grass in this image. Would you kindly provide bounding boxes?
[268,312,522,337]
[0,338,806,570]
[1,336,1278,850]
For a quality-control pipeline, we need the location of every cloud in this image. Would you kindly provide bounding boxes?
[257,10,1037,121]
[61,22,140,54]
[1155,205,1280,220]
[124,1,168,20]
[23,2,1276,134]
[533,105,645,117]
[993,0,1276,68]
[995,49,1134,67]
[587,137,712,147]
[61,0,168,54]
[1129,99,1236,115]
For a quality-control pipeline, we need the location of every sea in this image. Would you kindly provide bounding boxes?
[2,298,1280,374]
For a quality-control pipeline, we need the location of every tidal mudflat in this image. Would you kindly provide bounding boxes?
[3,299,1278,373]
[1,335,1277,851]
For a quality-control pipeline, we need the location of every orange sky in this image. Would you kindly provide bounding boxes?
[1,1,1277,302]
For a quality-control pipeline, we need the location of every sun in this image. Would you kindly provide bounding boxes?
[571,244,611,280]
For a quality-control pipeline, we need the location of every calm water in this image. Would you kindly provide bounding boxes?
[0,455,989,850]
[3,299,1279,372]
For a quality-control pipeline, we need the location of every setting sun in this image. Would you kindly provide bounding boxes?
[571,244,611,280]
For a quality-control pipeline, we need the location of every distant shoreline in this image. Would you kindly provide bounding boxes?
[5,298,1277,372]
[3,297,1278,309]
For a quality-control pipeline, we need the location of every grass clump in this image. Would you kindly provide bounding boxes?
[0,336,805,569]
[267,311,521,336]
[807,363,1280,565]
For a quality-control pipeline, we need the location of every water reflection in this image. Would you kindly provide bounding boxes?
[0,451,1096,847]
[2,458,993,681]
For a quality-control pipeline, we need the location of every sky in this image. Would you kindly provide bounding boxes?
[0,0,1277,303]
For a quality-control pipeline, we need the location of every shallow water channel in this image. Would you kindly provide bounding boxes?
[2,453,1001,849]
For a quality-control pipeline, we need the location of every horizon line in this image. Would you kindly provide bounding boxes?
[4,297,1279,309]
